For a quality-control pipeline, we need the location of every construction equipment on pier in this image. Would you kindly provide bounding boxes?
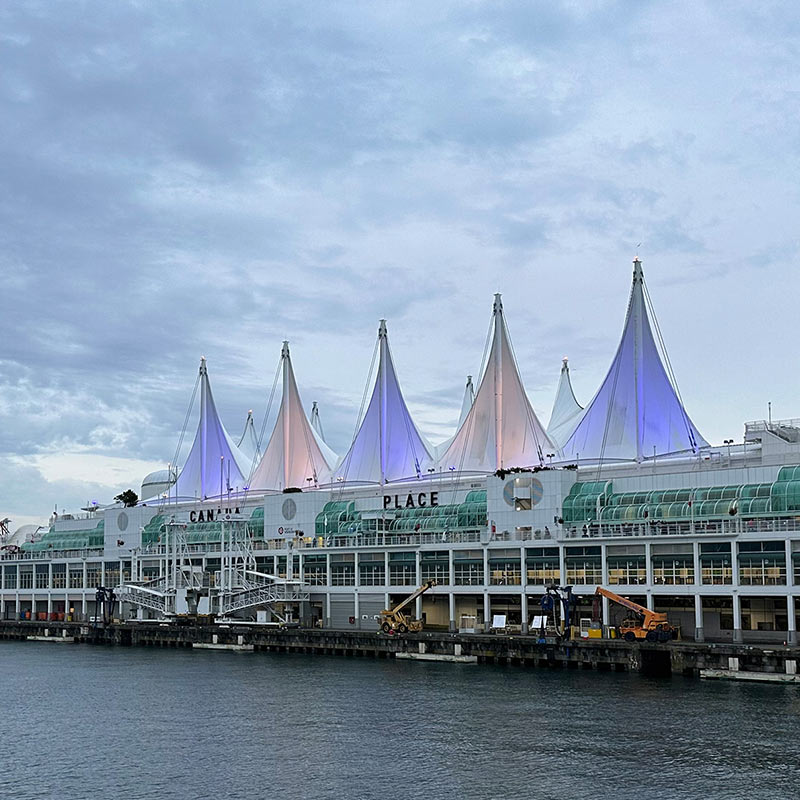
[378,580,437,634]
[593,586,676,642]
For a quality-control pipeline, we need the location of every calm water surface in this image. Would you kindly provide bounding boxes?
[1,642,799,800]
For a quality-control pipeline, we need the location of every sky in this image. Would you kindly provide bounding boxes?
[1,1,799,528]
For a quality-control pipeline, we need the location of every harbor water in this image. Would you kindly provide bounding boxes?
[2,643,799,800]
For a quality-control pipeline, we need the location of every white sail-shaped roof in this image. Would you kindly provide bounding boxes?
[439,295,553,472]
[433,375,476,460]
[173,358,249,500]
[249,342,337,491]
[458,375,475,427]
[310,401,327,443]
[236,410,261,466]
[336,320,433,484]
[560,258,708,462]
[546,358,584,448]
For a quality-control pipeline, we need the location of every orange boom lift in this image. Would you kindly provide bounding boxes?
[593,587,676,642]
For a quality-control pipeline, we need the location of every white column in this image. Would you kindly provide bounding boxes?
[733,592,743,643]
[483,591,491,632]
[521,592,528,634]
[694,594,704,642]
[325,592,331,628]
[644,541,652,586]
[354,590,360,630]
[693,541,701,587]
[449,592,456,632]
[600,543,608,586]
[788,595,797,646]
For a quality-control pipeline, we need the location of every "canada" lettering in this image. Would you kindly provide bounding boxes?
[189,506,241,523]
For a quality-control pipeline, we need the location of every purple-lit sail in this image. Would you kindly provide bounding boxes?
[172,358,249,500]
[546,358,584,448]
[560,259,707,462]
[249,342,337,491]
[439,295,553,472]
[336,320,433,484]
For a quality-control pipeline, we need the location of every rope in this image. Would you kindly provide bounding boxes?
[337,334,379,497]
[248,355,283,483]
[642,279,698,453]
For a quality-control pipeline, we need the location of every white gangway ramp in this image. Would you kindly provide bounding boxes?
[335,320,433,484]
[559,258,708,463]
[249,342,337,491]
[438,294,553,473]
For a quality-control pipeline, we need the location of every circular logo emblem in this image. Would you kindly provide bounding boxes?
[117,511,129,531]
[502,476,544,507]
[282,499,297,521]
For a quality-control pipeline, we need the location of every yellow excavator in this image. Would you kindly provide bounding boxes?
[378,580,437,634]
[594,587,676,642]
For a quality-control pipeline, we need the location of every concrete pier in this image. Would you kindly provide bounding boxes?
[3,620,800,679]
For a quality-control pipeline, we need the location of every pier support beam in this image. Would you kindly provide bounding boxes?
[733,593,743,644]
[448,593,456,633]
[788,596,797,646]
[694,595,704,643]
[483,592,491,633]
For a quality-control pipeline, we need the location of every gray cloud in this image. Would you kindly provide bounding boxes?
[1,1,799,523]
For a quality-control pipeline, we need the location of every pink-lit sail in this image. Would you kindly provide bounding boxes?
[336,320,433,484]
[560,259,707,462]
[439,295,553,472]
[173,358,249,500]
[249,342,337,491]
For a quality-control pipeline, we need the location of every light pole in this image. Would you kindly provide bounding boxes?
[724,439,733,466]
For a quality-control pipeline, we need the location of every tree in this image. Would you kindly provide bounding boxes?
[114,489,139,507]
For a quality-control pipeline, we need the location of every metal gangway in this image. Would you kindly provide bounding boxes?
[120,516,309,621]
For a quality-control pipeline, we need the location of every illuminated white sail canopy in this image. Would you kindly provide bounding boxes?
[560,258,707,462]
[336,320,433,484]
[458,375,475,427]
[439,295,553,472]
[546,358,583,448]
[310,401,327,443]
[236,410,261,466]
[249,342,337,491]
[173,358,249,500]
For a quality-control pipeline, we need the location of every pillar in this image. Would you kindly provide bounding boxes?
[694,594,704,642]
[325,593,331,628]
[449,592,456,633]
[521,592,528,634]
[354,591,360,630]
[601,595,610,631]
[733,592,743,643]
[788,596,797,646]
[483,591,491,633]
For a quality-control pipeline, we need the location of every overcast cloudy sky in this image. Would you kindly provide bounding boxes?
[1,1,798,526]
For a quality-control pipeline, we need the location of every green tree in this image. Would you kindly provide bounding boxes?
[114,489,139,507]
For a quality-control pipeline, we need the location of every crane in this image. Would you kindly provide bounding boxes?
[593,587,676,642]
[378,580,437,634]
